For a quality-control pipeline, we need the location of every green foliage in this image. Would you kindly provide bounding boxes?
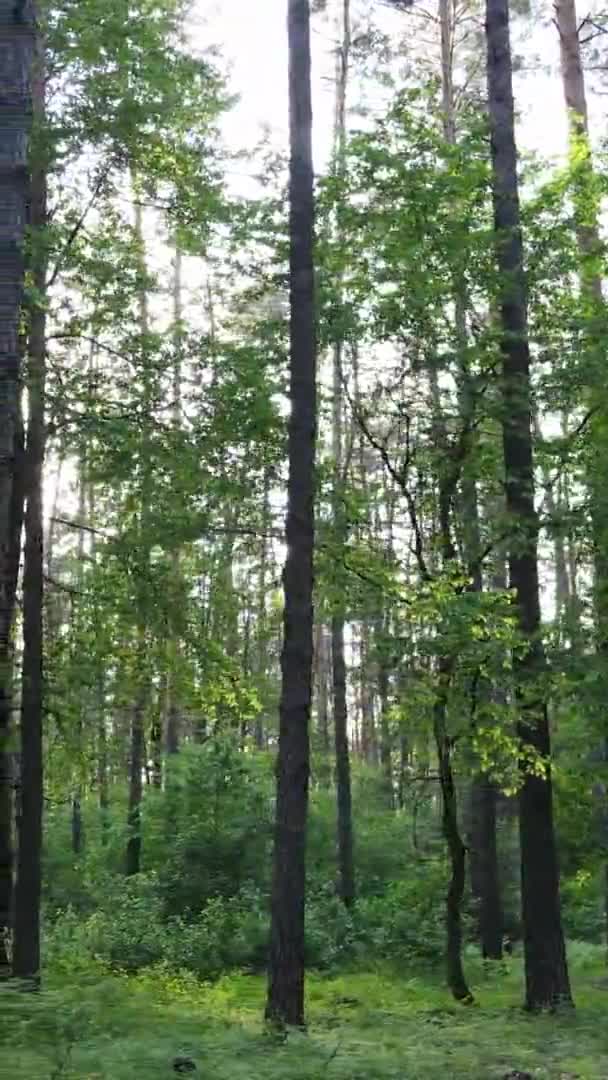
[5,953,608,1079]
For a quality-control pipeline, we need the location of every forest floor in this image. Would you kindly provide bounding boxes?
[5,945,608,1080]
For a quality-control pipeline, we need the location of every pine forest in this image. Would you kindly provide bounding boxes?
[3,0,608,1076]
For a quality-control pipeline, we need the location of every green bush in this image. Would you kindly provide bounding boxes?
[561,868,605,942]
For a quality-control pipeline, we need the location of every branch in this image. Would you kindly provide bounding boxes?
[47,165,113,289]
[343,377,432,581]
[44,573,82,597]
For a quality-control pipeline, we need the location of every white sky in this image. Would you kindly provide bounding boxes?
[199,0,593,174]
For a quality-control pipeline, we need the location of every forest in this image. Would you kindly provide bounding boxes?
[2,0,608,1076]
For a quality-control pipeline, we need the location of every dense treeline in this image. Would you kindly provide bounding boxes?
[2,0,608,1052]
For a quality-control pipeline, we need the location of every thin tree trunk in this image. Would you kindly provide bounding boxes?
[377,622,393,807]
[313,621,330,763]
[439,0,503,961]
[0,0,35,981]
[265,0,315,1028]
[332,616,354,906]
[70,457,87,857]
[125,188,152,876]
[554,0,608,950]
[87,478,109,841]
[13,39,46,983]
[0,412,23,977]
[469,776,503,958]
[166,247,183,758]
[486,0,572,1010]
[126,648,145,876]
[331,0,355,909]
[434,660,473,1002]
[253,472,271,751]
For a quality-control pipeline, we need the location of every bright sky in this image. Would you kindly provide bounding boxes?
[196,0,605,622]
[200,0,590,173]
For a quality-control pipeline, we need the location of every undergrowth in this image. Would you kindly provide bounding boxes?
[2,943,608,1080]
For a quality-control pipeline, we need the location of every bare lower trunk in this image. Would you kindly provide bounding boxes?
[314,623,330,753]
[126,653,145,876]
[13,50,46,980]
[555,0,608,955]
[0,416,23,976]
[333,615,354,906]
[434,661,473,1003]
[486,0,572,1009]
[378,639,393,806]
[265,0,315,1029]
[0,0,35,981]
[469,775,503,958]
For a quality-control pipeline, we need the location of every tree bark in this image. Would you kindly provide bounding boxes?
[333,616,355,906]
[13,34,45,983]
[377,623,394,807]
[330,0,355,908]
[554,0,608,951]
[166,246,183,758]
[265,0,315,1029]
[469,776,503,959]
[434,660,473,1003]
[439,0,503,961]
[125,188,152,875]
[486,0,573,1010]
[0,0,35,980]
[313,621,330,764]
[126,654,145,876]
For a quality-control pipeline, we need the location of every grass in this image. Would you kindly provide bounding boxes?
[3,943,608,1080]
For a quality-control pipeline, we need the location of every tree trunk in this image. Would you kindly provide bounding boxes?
[0,0,35,981]
[377,627,393,807]
[126,655,145,876]
[0,414,23,978]
[265,0,315,1029]
[359,621,376,763]
[486,0,573,1010]
[313,622,330,761]
[71,461,87,857]
[253,472,271,751]
[439,0,503,961]
[164,247,183,757]
[434,660,473,1003]
[554,0,608,950]
[13,39,45,983]
[330,0,355,910]
[469,776,503,959]
[333,615,355,906]
[125,187,152,876]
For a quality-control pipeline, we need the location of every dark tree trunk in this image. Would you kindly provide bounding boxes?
[469,776,503,959]
[0,415,23,977]
[434,660,473,1003]
[0,0,35,980]
[97,693,109,844]
[329,0,354,908]
[150,696,162,789]
[359,622,376,764]
[265,0,315,1029]
[166,246,183,758]
[126,675,145,876]
[13,42,45,982]
[554,0,608,951]
[397,729,409,810]
[377,629,393,807]
[332,615,355,907]
[124,189,152,875]
[71,797,82,856]
[485,0,573,1010]
[313,622,330,768]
